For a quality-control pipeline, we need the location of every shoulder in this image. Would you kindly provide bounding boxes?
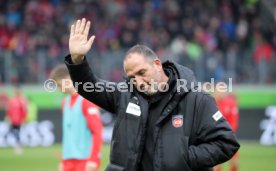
[81,97,100,115]
[184,91,212,102]
[81,97,98,108]
[183,91,218,115]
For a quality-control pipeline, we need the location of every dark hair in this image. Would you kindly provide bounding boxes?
[125,44,158,60]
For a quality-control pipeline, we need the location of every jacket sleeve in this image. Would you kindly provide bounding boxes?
[64,55,120,113]
[187,93,240,169]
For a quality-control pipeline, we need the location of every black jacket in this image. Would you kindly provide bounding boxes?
[65,55,240,171]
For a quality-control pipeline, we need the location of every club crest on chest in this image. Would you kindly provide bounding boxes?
[172,114,183,128]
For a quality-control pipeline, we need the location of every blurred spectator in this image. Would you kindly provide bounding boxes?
[0,91,8,109]
[0,0,274,84]
[253,31,273,83]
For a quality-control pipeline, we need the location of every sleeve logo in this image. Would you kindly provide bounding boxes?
[213,111,223,121]
[126,103,141,116]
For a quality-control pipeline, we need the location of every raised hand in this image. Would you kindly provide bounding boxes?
[69,18,95,64]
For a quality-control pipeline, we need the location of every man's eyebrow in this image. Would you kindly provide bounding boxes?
[136,69,146,74]
[128,69,146,78]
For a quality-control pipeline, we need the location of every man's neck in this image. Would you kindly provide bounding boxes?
[159,71,169,90]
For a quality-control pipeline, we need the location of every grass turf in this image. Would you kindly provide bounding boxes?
[0,142,275,171]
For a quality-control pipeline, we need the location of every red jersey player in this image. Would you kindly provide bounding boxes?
[214,82,239,171]
[50,64,103,171]
[6,87,28,154]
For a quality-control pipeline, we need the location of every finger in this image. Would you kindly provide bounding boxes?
[79,18,86,34]
[75,19,81,33]
[83,21,91,37]
[70,24,75,38]
[87,35,96,48]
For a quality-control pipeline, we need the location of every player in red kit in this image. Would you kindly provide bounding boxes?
[50,64,103,171]
[214,82,239,171]
[6,87,28,154]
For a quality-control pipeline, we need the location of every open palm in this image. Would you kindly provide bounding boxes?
[69,18,95,63]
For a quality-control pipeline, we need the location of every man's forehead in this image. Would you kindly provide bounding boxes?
[124,63,146,76]
[124,55,148,75]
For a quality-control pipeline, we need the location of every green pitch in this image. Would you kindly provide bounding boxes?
[0,144,110,171]
[0,142,275,171]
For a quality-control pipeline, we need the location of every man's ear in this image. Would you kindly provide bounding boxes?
[153,59,162,70]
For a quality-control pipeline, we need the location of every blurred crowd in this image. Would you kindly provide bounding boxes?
[0,0,275,84]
